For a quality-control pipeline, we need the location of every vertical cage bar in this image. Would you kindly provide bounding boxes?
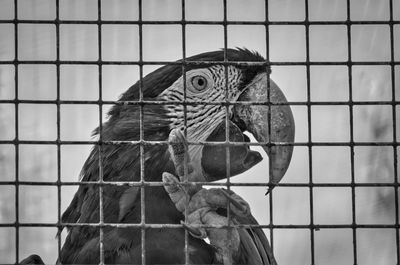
[222,0,234,262]
[264,0,275,253]
[181,10,189,263]
[55,0,62,261]
[222,0,233,242]
[180,0,190,264]
[222,0,231,209]
[97,1,105,264]
[13,0,19,263]
[345,0,357,264]
[304,0,315,264]
[137,1,146,264]
[389,0,400,263]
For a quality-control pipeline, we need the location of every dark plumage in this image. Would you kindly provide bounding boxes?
[20,254,44,265]
[23,48,289,264]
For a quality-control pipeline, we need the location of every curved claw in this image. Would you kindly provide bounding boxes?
[220,189,249,216]
[180,220,205,238]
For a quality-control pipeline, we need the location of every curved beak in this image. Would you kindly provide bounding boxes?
[233,72,295,187]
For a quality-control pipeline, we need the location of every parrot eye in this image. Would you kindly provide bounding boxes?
[184,69,213,95]
[191,76,208,92]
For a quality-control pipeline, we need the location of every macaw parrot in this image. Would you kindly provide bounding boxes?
[20,48,295,264]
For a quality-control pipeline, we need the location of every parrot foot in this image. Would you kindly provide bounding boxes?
[163,174,242,264]
[165,128,250,264]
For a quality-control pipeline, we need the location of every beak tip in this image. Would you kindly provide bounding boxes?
[265,181,278,195]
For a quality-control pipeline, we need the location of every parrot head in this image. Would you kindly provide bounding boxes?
[109,48,295,187]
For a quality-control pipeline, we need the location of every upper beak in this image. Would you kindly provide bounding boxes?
[233,72,295,186]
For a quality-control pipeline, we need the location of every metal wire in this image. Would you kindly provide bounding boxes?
[1,1,399,265]
[346,1,358,263]
[55,0,62,261]
[0,181,398,188]
[180,0,191,262]
[13,0,20,263]
[96,1,105,264]
[0,19,399,25]
[304,1,315,263]
[265,0,275,254]
[389,0,400,262]
[137,1,146,264]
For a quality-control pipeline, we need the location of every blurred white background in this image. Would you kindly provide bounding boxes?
[0,0,399,264]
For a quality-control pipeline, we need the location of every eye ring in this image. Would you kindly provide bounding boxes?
[190,75,208,92]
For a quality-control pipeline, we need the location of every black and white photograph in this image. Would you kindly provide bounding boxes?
[0,0,399,264]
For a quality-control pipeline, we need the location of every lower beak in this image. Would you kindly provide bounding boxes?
[233,72,295,185]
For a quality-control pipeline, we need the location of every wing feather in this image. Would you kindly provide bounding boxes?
[234,215,277,265]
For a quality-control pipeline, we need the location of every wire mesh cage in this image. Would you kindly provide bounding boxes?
[0,0,399,264]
